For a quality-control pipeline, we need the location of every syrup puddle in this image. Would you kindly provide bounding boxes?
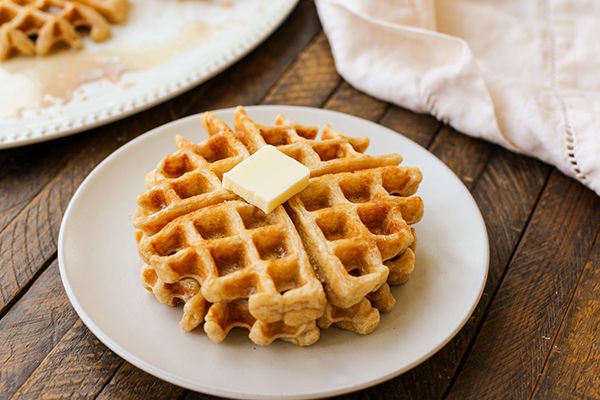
[0,21,212,118]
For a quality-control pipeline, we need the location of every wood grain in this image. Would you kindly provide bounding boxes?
[0,0,321,316]
[446,170,600,399]
[428,126,495,188]
[0,138,80,235]
[11,320,122,400]
[0,261,78,398]
[96,363,185,400]
[262,32,340,106]
[379,106,441,148]
[324,82,387,120]
[532,236,600,400]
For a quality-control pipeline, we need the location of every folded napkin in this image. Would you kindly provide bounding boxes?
[316,0,600,195]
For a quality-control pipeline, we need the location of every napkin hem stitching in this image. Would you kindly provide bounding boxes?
[545,0,586,182]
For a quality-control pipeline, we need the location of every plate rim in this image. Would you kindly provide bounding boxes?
[0,0,298,150]
[58,105,490,400]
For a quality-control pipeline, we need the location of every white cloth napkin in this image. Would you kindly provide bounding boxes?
[315,0,600,195]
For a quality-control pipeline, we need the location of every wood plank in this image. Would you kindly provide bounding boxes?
[323,81,387,121]
[428,126,495,188]
[446,170,600,399]
[379,106,441,148]
[95,363,185,400]
[532,236,600,400]
[11,320,122,400]
[0,137,81,235]
[262,32,340,106]
[0,0,321,316]
[0,261,78,398]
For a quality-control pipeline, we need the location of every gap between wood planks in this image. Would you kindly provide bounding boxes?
[0,251,57,321]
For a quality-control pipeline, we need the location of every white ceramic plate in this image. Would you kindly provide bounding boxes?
[0,0,297,149]
[58,106,489,400]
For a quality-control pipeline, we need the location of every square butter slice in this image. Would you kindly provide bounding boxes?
[223,145,310,213]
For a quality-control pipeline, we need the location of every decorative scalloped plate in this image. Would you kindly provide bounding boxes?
[0,0,298,149]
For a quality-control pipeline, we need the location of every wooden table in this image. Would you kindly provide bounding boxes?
[2,2,599,399]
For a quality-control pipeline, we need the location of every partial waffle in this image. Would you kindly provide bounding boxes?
[287,166,423,309]
[134,112,326,345]
[233,106,402,178]
[141,264,208,331]
[232,107,423,334]
[0,0,128,60]
[133,114,247,237]
[142,264,319,346]
[137,200,326,327]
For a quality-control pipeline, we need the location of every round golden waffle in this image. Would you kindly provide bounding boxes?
[134,106,424,345]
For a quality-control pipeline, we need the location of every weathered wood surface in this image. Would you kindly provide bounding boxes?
[447,170,599,400]
[1,2,598,399]
[533,237,600,400]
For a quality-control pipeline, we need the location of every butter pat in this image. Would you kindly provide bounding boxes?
[223,145,310,213]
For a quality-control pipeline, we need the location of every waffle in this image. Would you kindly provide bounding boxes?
[135,112,327,345]
[287,166,423,308]
[137,200,327,327]
[141,264,208,331]
[0,0,128,60]
[204,300,320,346]
[232,107,423,333]
[134,114,247,237]
[233,106,402,178]
[317,298,380,335]
[142,265,319,346]
[135,106,423,344]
